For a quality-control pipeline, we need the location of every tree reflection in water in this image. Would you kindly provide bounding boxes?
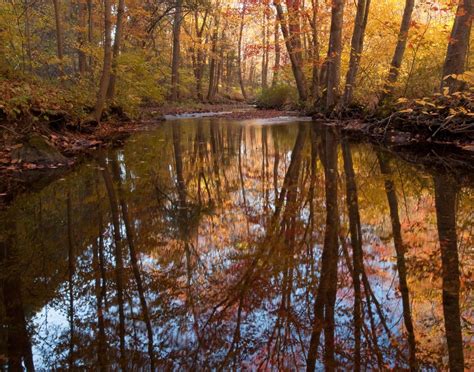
[0,120,472,370]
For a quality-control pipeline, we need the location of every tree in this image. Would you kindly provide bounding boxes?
[381,0,415,100]
[107,0,126,100]
[207,13,220,101]
[343,0,371,106]
[325,0,345,109]
[93,0,113,122]
[238,1,248,100]
[309,0,320,98]
[171,0,183,100]
[193,9,209,101]
[274,0,308,102]
[272,17,281,87]
[441,0,473,93]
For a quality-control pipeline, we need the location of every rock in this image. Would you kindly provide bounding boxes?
[11,134,67,164]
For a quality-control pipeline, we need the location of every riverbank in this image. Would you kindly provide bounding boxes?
[1,92,472,207]
[0,103,302,206]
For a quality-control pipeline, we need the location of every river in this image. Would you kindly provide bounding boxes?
[0,118,472,370]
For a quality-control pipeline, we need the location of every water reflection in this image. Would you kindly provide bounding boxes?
[0,120,472,371]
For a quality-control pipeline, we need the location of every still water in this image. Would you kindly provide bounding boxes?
[0,120,472,371]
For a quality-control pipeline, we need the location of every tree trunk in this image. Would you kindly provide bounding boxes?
[106,0,126,100]
[207,17,220,101]
[225,52,234,92]
[382,0,415,99]
[194,11,208,101]
[441,0,473,93]
[272,17,281,86]
[93,0,113,122]
[434,176,464,372]
[78,0,87,75]
[171,0,183,100]
[325,0,345,110]
[52,0,64,76]
[274,0,308,102]
[238,3,248,100]
[343,0,371,106]
[261,8,269,89]
[310,0,320,98]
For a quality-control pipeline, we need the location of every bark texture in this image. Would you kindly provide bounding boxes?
[106,0,126,100]
[274,0,308,102]
[343,0,371,106]
[441,0,473,93]
[93,0,113,122]
[382,0,415,98]
[325,0,345,109]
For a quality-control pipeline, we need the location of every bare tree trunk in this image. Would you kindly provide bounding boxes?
[107,0,126,100]
[194,10,208,101]
[93,0,113,122]
[274,0,308,102]
[238,2,248,100]
[261,8,269,89]
[382,0,415,99]
[272,17,281,86]
[78,0,87,75]
[225,52,234,92]
[215,45,224,95]
[325,0,345,110]
[310,0,320,98]
[237,4,248,99]
[441,0,473,93]
[207,16,219,101]
[434,176,464,372]
[343,0,371,106]
[171,0,183,100]
[52,0,64,75]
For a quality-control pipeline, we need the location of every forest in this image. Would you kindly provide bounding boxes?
[0,1,472,120]
[0,0,473,371]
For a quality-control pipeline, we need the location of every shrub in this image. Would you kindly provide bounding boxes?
[255,85,295,109]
